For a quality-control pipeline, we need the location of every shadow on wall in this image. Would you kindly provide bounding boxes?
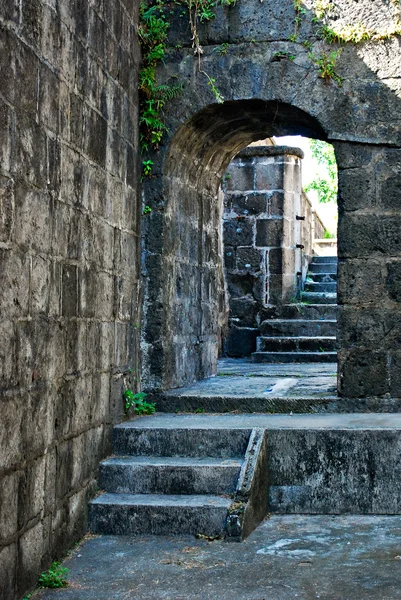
[141,0,401,401]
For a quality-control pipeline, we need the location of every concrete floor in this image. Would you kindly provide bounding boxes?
[36,515,401,600]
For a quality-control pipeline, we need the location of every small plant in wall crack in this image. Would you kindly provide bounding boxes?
[124,390,156,416]
[38,562,69,589]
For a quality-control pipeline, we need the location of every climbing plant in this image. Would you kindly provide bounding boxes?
[139,0,238,177]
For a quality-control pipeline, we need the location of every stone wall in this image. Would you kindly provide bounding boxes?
[141,0,401,399]
[222,146,305,356]
[0,2,141,599]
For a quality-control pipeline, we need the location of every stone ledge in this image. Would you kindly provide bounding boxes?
[237,146,304,159]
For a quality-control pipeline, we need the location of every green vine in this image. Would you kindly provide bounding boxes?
[138,0,238,177]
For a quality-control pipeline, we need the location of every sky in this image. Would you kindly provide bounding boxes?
[274,135,338,235]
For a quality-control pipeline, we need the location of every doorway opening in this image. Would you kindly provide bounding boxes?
[221,136,338,364]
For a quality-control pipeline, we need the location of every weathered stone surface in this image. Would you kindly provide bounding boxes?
[141,0,401,398]
[0,2,141,598]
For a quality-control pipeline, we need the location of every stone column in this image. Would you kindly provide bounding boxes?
[222,145,304,356]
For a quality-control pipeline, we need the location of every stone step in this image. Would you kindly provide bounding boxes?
[308,263,337,274]
[261,303,338,321]
[308,272,337,283]
[89,493,231,536]
[105,414,401,515]
[260,319,337,337]
[113,424,250,458]
[252,351,337,363]
[256,336,337,353]
[99,456,242,495]
[301,292,337,305]
[311,256,338,264]
[304,281,337,293]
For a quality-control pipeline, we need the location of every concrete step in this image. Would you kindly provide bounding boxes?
[256,336,337,353]
[308,263,337,274]
[308,272,337,283]
[260,319,337,337]
[301,291,337,305]
[311,256,338,264]
[105,414,401,515]
[252,351,337,363]
[89,493,231,536]
[113,424,250,458]
[99,456,242,495]
[262,303,338,321]
[304,281,337,293]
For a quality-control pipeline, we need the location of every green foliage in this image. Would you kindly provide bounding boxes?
[143,205,153,214]
[142,159,154,177]
[272,51,296,61]
[216,42,230,55]
[324,230,336,239]
[124,390,156,416]
[38,562,69,589]
[305,139,338,204]
[308,49,343,84]
[138,2,184,154]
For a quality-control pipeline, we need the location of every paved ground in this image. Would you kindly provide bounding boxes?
[166,359,338,399]
[36,515,401,600]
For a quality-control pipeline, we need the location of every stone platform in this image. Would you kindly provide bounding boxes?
[36,515,401,600]
[150,359,401,413]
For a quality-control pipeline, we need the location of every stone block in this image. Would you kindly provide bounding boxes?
[268,247,282,275]
[256,219,282,247]
[0,175,14,243]
[25,388,55,458]
[17,522,45,596]
[333,141,373,170]
[338,213,401,259]
[338,167,376,212]
[38,62,60,134]
[0,99,11,173]
[84,108,107,168]
[0,472,19,543]
[224,246,236,269]
[338,349,389,397]
[225,192,268,215]
[255,162,284,191]
[225,326,259,357]
[17,457,46,531]
[1,0,19,24]
[229,297,259,327]
[337,259,385,305]
[13,187,52,253]
[227,272,257,298]
[337,306,401,351]
[236,247,263,271]
[0,543,16,600]
[224,163,255,191]
[13,114,47,188]
[223,219,254,246]
[0,394,24,472]
[269,191,285,216]
[386,261,401,302]
[0,249,30,319]
[389,352,401,397]
[56,439,74,500]
[62,264,78,317]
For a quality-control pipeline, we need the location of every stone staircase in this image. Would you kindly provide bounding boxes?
[89,414,401,539]
[90,423,267,539]
[252,255,338,363]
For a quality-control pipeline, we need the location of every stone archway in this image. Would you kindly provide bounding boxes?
[141,0,401,402]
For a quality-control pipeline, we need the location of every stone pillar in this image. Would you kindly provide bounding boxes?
[222,146,304,356]
[335,141,401,399]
